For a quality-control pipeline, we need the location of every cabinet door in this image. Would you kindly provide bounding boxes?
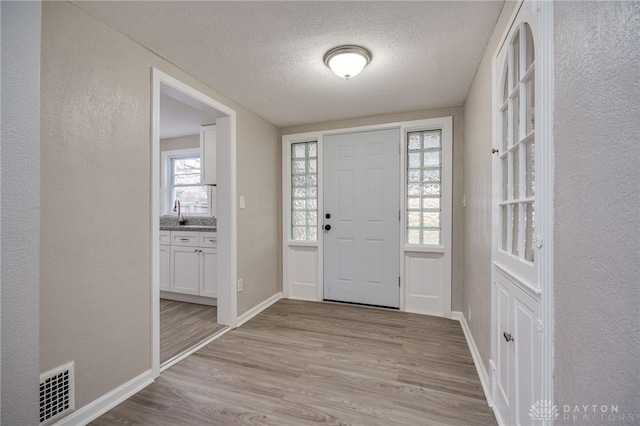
[159,245,171,292]
[493,272,513,425]
[171,246,200,295]
[513,285,542,425]
[201,248,217,298]
[493,270,542,426]
[200,125,216,185]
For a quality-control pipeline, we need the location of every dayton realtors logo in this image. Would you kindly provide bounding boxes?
[529,400,560,421]
[530,402,639,423]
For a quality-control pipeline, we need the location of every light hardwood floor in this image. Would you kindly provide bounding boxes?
[160,299,226,365]
[94,299,496,425]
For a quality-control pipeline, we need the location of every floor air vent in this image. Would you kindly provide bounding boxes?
[40,362,74,425]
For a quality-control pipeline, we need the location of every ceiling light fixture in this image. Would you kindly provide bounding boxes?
[323,45,372,79]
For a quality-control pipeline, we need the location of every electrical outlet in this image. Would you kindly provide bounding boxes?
[237,278,243,292]
[468,305,472,322]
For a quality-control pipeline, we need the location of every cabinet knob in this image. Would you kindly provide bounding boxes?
[503,331,514,342]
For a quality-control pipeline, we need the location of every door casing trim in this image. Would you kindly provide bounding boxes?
[282,117,453,318]
[151,68,238,379]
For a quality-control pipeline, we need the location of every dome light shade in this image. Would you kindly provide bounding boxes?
[324,45,372,79]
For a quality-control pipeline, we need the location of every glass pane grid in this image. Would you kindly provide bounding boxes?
[171,155,210,215]
[499,25,536,264]
[291,142,318,241]
[406,131,442,245]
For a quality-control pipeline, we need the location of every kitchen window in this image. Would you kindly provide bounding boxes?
[165,150,213,216]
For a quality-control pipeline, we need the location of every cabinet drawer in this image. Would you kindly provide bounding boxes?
[200,232,218,248]
[159,231,171,246]
[170,231,199,247]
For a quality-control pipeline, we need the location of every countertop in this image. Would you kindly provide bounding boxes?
[159,215,216,232]
[160,225,217,232]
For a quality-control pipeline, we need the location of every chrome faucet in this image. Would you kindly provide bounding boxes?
[173,200,185,225]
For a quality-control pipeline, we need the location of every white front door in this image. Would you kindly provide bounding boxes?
[323,129,400,308]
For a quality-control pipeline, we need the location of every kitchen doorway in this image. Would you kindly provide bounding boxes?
[151,69,238,377]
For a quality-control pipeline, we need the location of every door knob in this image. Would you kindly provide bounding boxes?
[325,213,331,219]
[324,224,331,231]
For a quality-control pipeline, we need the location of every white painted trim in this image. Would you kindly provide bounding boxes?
[401,117,453,318]
[496,0,524,54]
[151,68,238,380]
[316,136,325,302]
[282,118,453,319]
[490,2,554,423]
[236,292,282,327]
[489,359,507,426]
[160,327,231,372]
[537,0,555,419]
[453,311,493,407]
[493,261,542,299]
[54,370,153,426]
[282,135,322,302]
[151,69,162,378]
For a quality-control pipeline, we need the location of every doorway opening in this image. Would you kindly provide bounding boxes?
[151,69,237,377]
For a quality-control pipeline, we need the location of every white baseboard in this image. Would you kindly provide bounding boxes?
[236,292,282,327]
[55,369,153,426]
[452,311,493,407]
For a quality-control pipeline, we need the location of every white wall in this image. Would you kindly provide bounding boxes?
[461,0,516,374]
[40,1,280,412]
[553,1,640,419]
[0,1,41,423]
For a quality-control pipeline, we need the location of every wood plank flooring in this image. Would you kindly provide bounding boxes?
[94,299,496,425]
[160,299,226,365]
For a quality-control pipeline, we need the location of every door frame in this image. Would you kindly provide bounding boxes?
[282,117,453,317]
[490,0,554,417]
[150,68,238,378]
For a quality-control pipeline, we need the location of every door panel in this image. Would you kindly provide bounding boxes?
[513,284,541,425]
[494,274,513,424]
[323,129,400,308]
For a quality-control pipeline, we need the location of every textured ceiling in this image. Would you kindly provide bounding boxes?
[74,1,504,128]
[160,93,217,139]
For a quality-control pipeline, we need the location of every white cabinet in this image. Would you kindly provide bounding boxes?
[201,248,218,298]
[200,125,216,185]
[159,231,171,292]
[171,245,202,295]
[493,271,542,426]
[160,230,217,299]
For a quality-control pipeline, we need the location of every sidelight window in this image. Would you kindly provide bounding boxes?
[406,130,442,245]
[291,141,318,241]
